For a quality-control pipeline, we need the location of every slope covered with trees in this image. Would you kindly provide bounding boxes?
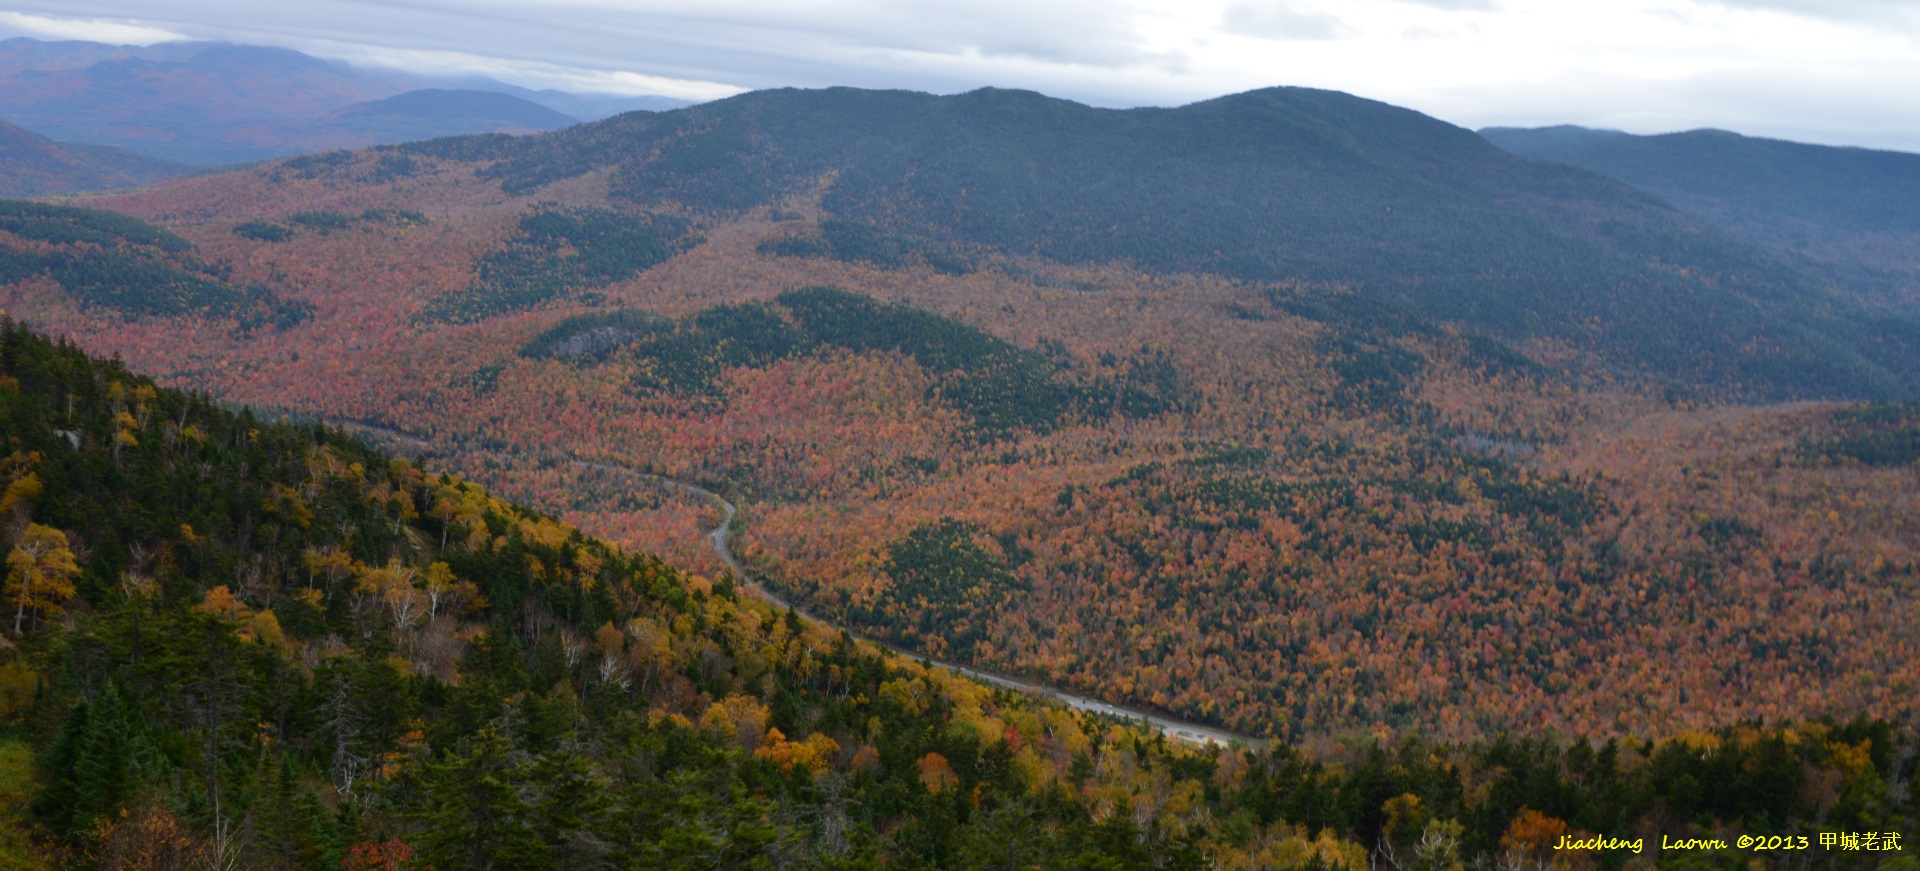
[6,143,1916,747]
[1482,125,1920,313]
[0,321,1234,868]
[0,121,191,197]
[394,85,1920,399]
[2,88,1916,793]
[1,323,1914,870]
[0,200,309,329]
[521,287,1128,437]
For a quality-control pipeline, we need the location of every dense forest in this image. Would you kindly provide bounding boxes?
[1,323,1915,870]
[0,84,1915,871]
[1481,125,1920,313]
[0,200,309,330]
[388,86,1920,400]
[421,207,697,323]
[6,143,1914,747]
[518,287,1171,438]
[0,120,192,198]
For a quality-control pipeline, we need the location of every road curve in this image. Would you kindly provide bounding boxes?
[332,420,1253,747]
[657,474,1250,748]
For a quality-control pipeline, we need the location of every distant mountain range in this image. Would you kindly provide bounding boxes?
[396,85,1918,398]
[0,37,694,165]
[268,89,584,156]
[1482,125,1920,310]
[0,119,192,195]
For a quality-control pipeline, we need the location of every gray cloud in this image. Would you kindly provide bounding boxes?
[1220,1,1357,40]
[0,0,1182,100]
[1393,0,1500,11]
[1705,0,1919,22]
[1,0,1917,151]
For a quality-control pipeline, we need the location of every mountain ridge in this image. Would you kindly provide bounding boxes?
[1482,123,1920,312]
[0,37,683,164]
[402,83,1918,399]
[0,119,193,195]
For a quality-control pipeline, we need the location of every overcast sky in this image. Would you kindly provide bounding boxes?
[2,0,1917,150]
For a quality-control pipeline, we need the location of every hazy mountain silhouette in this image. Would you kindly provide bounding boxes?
[440,79,697,119]
[0,119,192,195]
[0,38,680,164]
[306,89,578,144]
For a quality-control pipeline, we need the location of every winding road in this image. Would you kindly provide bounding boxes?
[338,421,1252,747]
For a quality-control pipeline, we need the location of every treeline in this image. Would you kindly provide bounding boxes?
[234,208,428,243]
[524,287,1183,437]
[1801,401,1920,467]
[0,199,309,330]
[759,219,973,275]
[421,207,696,323]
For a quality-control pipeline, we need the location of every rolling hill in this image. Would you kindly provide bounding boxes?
[320,89,578,138]
[0,39,401,164]
[1482,124,1920,311]
[0,120,192,196]
[0,38,667,165]
[268,89,581,155]
[0,198,309,328]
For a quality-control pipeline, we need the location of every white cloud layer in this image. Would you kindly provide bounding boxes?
[0,10,184,43]
[1,0,1915,150]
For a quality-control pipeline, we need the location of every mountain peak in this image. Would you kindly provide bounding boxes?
[337,88,579,128]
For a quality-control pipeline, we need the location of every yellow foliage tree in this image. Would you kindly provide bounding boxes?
[356,559,425,631]
[755,728,842,775]
[193,585,250,621]
[1501,808,1568,853]
[915,752,957,794]
[699,694,770,751]
[423,562,457,619]
[0,471,40,518]
[6,523,78,637]
[301,546,358,591]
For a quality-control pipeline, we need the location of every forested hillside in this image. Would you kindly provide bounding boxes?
[1481,125,1920,314]
[387,85,1919,399]
[0,321,1234,868]
[3,322,1904,867]
[0,200,309,329]
[1,323,1914,869]
[3,85,1917,771]
[0,122,191,197]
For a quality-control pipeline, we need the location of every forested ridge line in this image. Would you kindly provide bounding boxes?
[392,85,1920,399]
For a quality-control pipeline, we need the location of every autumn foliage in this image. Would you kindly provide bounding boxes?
[5,143,1914,751]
